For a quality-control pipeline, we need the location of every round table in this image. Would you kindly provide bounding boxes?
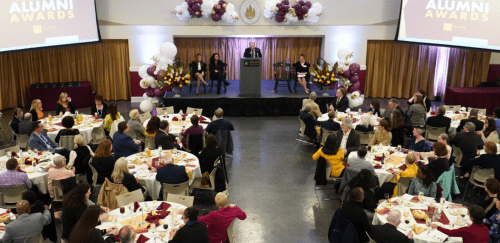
[125,150,202,199]
[0,208,17,238]
[96,201,187,243]
[317,111,380,127]
[43,114,103,144]
[373,194,468,243]
[143,113,211,137]
[426,111,488,135]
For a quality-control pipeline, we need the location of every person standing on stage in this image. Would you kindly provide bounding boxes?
[209,53,230,94]
[243,42,262,58]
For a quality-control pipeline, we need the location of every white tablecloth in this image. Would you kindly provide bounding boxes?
[0,208,17,238]
[125,150,202,199]
[373,194,466,243]
[96,201,187,243]
[43,114,103,144]
[317,112,380,128]
[143,114,211,137]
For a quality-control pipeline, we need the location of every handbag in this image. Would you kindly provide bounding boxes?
[200,172,211,187]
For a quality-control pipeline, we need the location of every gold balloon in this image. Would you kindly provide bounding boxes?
[284,18,287,22]
[275,7,279,11]
[222,3,227,8]
[211,10,215,14]
[178,11,182,14]
[304,14,308,17]
[288,8,293,13]
[293,13,296,17]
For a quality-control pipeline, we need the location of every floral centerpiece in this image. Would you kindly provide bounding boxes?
[310,62,344,96]
[153,65,191,98]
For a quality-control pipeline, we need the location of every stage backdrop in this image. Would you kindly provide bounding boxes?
[0,40,131,110]
[174,37,322,80]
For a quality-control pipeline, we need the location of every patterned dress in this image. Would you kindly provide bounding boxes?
[483,210,500,243]
[408,177,437,198]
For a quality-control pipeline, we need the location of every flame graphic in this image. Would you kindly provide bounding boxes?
[245,5,255,19]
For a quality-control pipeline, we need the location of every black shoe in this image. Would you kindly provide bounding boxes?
[334,183,341,194]
[224,81,230,86]
[195,92,199,95]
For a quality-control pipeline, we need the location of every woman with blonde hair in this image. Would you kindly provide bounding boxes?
[355,113,374,132]
[48,156,75,197]
[127,109,145,143]
[29,99,44,120]
[111,158,145,193]
[190,53,209,95]
[67,134,94,177]
[92,139,116,184]
[56,92,76,115]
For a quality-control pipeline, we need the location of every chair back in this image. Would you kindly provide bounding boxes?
[215,129,233,155]
[115,189,144,207]
[186,107,203,116]
[14,134,29,149]
[109,116,125,138]
[451,146,463,168]
[88,158,99,187]
[140,112,152,124]
[273,62,291,81]
[397,177,413,196]
[0,184,26,208]
[90,126,106,144]
[23,234,44,243]
[298,117,306,136]
[166,194,194,207]
[359,131,375,145]
[379,108,386,117]
[59,135,76,150]
[424,125,447,142]
[186,133,204,154]
[162,181,190,200]
[145,136,156,150]
[52,179,64,202]
[365,232,377,243]
[468,107,487,115]
[0,145,21,155]
[321,128,337,145]
[469,166,495,187]
[227,219,236,243]
[325,160,333,180]
[0,150,5,157]
[157,106,174,116]
[444,105,461,112]
[328,210,359,243]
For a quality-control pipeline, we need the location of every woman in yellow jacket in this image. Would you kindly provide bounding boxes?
[312,134,345,177]
[390,153,418,197]
[103,103,120,134]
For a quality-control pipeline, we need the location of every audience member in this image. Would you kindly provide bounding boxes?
[369,119,392,146]
[449,122,484,166]
[408,128,428,152]
[0,158,32,189]
[407,89,431,112]
[55,92,76,114]
[198,193,247,243]
[61,183,92,240]
[29,121,70,159]
[389,110,405,147]
[93,139,117,184]
[457,109,484,132]
[417,133,451,160]
[388,154,418,197]
[302,92,322,119]
[154,155,189,185]
[369,100,381,117]
[67,134,94,176]
[48,156,75,197]
[484,198,500,243]
[29,99,44,121]
[355,113,374,132]
[294,54,311,94]
[339,187,371,243]
[426,106,451,132]
[433,205,489,243]
[299,104,319,142]
[144,116,161,138]
[104,103,120,133]
[406,95,426,128]
[479,178,500,219]
[408,165,437,198]
[113,121,141,158]
[180,115,204,148]
[191,53,209,95]
[312,134,345,178]
[319,111,340,132]
[18,113,35,136]
[127,109,146,143]
[0,200,51,243]
[90,94,108,119]
[348,146,374,172]
[118,225,136,243]
[111,158,145,193]
[348,169,378,212]
[427,142,450,180]
[466,142,500,181]
[336,118,360,156]
[199,134,224,174]
[168,207,209,242]
[384,98,406,120]
[54,116,80,143]
[10,108,23,134]
[68,205,118,243]
[206,108,235,135]
[494,107,500,135]
[329,88,349,112]
[155,121,181,150]
[22,191,45,214]
[478,118,499,144]
[370,210,414,243]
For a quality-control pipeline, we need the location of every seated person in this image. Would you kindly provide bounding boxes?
[55,92,76,115]
[29,99,44,121]
[319,111,340,132]
[329,88,349,112]
[389,110,405,147]
[302,92,322,119]
[0,200,51,243]
[408,128,428,152]
[168,207,209,242]
[103,103,120,133]
[180,115,204,148]
[312,134,345,178]
[370,210,414,243]
[480,178,500,219]
[368,100,381,117]
[67,134,94,176]
[90,94,108,119]
[198,193,247,243]
[457,108,485,132]
[48,156,75,198]
[299,104,319,141]
[433,205,489,243]
[348,169,379,212]
[483,197,500,243]
[54,116,80,144]
[426,106,451,132]
[355,113,374,133]
[28,121,70,160]
[417,133,451,159]
[111,158,145,193]
[466,142,500,181]
[144,116,161,139]
[427,142,450,180]
[113,121,141,159]
[339,187,372,243]
[155,121,181,150]
[119,225,136,243]
[92,139,117,184]
[369,119,392,146]
[478,118,499,144]
[10,108,23,134]
[154,155,189,185]
[380,154,418,198]
[336,118,361,156]
[18,113,35,136]
[450,122,484,176]
[347,146,374,172]
[408,165,437,198]
[0,159,32,190]
[127,109,146,143]
[199,134,224,174]
[68,205,119,243]
[206,108,234,135]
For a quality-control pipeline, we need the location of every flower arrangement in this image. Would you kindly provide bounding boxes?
[311,62,342,86]
[263,0,323,25]
[173,0,239,23]
[156,65,191,88]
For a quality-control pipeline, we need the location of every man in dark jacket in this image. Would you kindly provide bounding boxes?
[426,106,451,132]
[10,108,23,134]
[18,113,35,136]
[370,210,414,243]
[206,108,234,135]
[449,122,484,164]
[329,88,349,112]
[319,111,341,132]
[155,156,189,185]
[340,187,371,242]
[299,104,319,141]
[112,121,141,158]
[155,121,181,150]
[456,109,484,132]
[168,207,208,243]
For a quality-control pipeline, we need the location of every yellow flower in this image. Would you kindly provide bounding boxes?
[326,73,330,76]
[168,82,171,85]
[182,77,185,80]
[319,79,323,83]
[322,75,326,79]
[169,79,172,82]
[179,85,183,87]
[327,81,331,84]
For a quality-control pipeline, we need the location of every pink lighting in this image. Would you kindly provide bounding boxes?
[433,46,450,97]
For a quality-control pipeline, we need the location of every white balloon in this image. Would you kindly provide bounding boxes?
[341,65,349,71]
[312,3,322,13]
[138,65,149,79]
[263,8,272,19]
[145,76,155,86]
[139,79,149,89]
[346,57,353,65]
[264,1,274,9]
[337,48,352,60]
[142,93,148,99]
[226,3,235,13]
[159,42,177,59]
[139,100,154,113]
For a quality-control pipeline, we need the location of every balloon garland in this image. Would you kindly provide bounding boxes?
[263,0,322,25]
[173,0,239,23]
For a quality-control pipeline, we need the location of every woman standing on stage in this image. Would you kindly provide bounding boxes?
[295,54,311,94]
[190,53,209,95]
[209,53,230,95]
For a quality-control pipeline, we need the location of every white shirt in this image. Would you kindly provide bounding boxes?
[198,62,201,71]
[340,129,350,150]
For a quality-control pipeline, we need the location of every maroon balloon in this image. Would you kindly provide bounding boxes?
[299,0,305,6]
[147,66,156,77]
[147,89,155,97]
[154,88,163,97]
[156,70,167,81]
[212,13,221,21]
[349,63,361,74]
[161,86,172,92]
[293,3,301,10]
[195,11,202,18]
[276,3,282,8]
[187,0,193,5]
[298,15,304,20]
[305,1,312,8]
[348,82,361,93]
[193,3,201,11]
[301,6,308,14]
[350,74,360,84]
[218,8,226,15]
[282,0,290,5]
[343,70,352,79]
[218,0,226,5]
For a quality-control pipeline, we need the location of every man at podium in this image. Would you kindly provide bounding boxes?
[243,42,262,58]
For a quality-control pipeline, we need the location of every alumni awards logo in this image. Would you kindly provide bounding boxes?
[240,0,260,24]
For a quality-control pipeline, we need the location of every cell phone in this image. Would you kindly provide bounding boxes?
[131,171,137,175]
[4,220,13,225]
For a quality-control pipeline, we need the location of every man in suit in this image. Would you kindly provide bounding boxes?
[154,154,189,185]
[426,106,451,132]
[457,108,484,132]
[18,113,35,136]
[0,200,51,243]
[302,92,322,119]
[169,207,209,243]
[319,111,340,132]
[9,108,23,134]
[155,121,181,150]
[206,108,234,135]
[370,210,414,243]
[339,187,372,242]
[450,122,484,176]
[329,88,349,112]
[28,121,70,160]
[112,121,141,158]
[243,42,262,58]
[336,117,360,156]
[299,104,319,142]
[119,225,136,243]
[381,98,407,120]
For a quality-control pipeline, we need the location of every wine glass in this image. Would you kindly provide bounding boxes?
[150,223,156,233]
[425,218,432,235]
[153,199,158,207]
[418,191,424,203]
[120,206,125,221]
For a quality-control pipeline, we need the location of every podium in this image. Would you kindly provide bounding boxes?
[240,58,261,97]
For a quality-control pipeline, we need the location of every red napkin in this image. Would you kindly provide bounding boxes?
[93,115,99,119]
[386,168,395,173]
[342,163,350,167]
[54,122,63,127]
[151,157,164,169]
[172,117,179,121]
[185,164,197,168]
[373,164,382,169]
[411,209,450,225]
[389,151,395,155]
[157,202,171,211]
[199,116,206,121]
[352,118,357,123]
[399,164,407,171]
[200,120,209,124]
[145,211,170,226]
[136,228,148,234]
[163,115,169,118]
[11,152,18,158]
[403,150,409,154]
[374,157,382,162]
[24,158,39,166]
[182,114,188,118]
[17,168,26,173]
[0,226,5,231]
[134,202,140,212]
[454,111,460,114]
[410,197,420,203]
[136,234,150,243]
[375,208,391,215]
[431,111,436,115]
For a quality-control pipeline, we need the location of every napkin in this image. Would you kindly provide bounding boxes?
[430,111,436,115]
[54,122,63,127]
[373,164,382,169]
[352,118,357,123]
[375,208,390,215]
[136,228,148,234]
[374,157,382,162]
[199,116,206,121]
[454,110,460,114]
[172,117,179,121]
[157,202,171,211]
[342,163,350,167]
[145,211,170,225]
[17,168,26,173]
[386,168,395,173]
[410,197,420,203]
[399,164,407,171]
[134,202,140,212]
[0,226,5,231]
[136,234,150,243]
[11,152,19,158]
[389,151,395,155]
[163,115,169,118]
[403,150,409,154]
[182,114,188,118]
[200,120,209,124]
[411,209,450,225]
[25,158,39,165]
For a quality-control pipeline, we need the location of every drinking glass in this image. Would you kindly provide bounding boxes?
[384,193,389,200]
[426,219,432,234]
[153,199,158,207]
[150,223,156,233]
[120,206,125,221]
